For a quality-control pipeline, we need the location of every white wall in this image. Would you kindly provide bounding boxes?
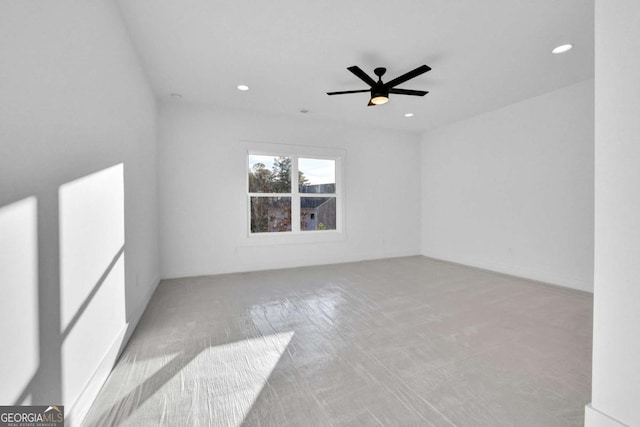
[420,80,594,292]
[158,102,421,278]
[0,1,159,425]
[586,1,640,426]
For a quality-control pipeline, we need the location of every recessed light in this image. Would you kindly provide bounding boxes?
[404,113,414,118]
[237,84,249,91]
[552,44,573,54]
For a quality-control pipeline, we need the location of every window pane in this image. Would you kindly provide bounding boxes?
[300,197,336,231]
[250,197,291,233]
[299,158,335,193]
[248,155,291,193]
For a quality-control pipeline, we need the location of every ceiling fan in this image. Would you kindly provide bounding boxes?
[327,64,431,106]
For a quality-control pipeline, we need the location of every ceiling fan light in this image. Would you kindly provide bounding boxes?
[370,87,389,105]
[370,95,389,105]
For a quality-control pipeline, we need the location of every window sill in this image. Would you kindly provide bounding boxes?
[239,230,346,247]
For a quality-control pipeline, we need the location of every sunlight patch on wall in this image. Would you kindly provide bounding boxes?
[59,164,126,406]
[0,197,39,404]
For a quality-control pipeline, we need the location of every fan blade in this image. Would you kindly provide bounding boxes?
[367,99,375,106]
[347,66,377,87]
[384,64,431,88]
[389,88,429,96]
[326,89,371,95]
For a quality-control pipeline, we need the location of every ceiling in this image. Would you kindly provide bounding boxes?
[116,0,594,133]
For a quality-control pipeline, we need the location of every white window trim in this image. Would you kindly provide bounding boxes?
[244,144,346,245]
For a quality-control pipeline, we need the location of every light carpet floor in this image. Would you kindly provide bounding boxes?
[82,256,592,426]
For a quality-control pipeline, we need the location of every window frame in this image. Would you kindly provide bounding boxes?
[246,147,344,240]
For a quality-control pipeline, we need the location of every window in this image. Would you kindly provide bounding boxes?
[248,152,341,235]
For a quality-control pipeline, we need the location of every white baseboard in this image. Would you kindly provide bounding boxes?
[65,278,160,427]
[65,325,127,427]
[585,404,628,427]
[421,251,593,293]
[162,250,422,280]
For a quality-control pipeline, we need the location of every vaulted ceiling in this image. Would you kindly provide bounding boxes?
[117,0,594,132]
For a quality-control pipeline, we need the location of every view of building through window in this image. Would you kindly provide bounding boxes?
[248,154,337,233]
